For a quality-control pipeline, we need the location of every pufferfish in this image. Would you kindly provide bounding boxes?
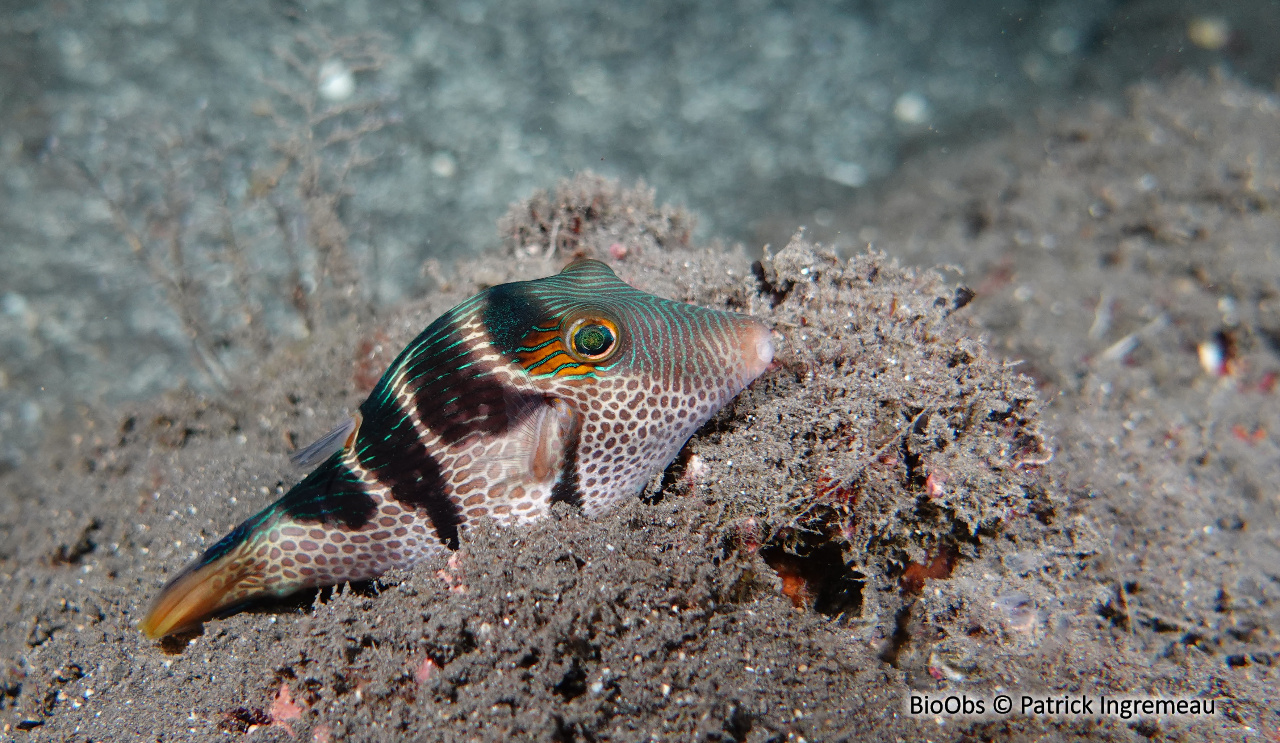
[140,259,773,638]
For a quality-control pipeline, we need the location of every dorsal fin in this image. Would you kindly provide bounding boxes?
[290,414,361,468]
[558,258,616,279]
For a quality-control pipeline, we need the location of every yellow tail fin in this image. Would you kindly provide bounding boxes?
[140,549,257,638]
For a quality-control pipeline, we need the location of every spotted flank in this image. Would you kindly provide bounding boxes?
[140,259,774,638]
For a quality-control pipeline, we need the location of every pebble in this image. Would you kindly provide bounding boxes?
[429,152,458,178]
[1187,17,1231,51]
[893,92,930,125]
[317,59,356,102]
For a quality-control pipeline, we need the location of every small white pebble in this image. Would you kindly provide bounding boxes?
[429,151,457,178]
[893,92,929,124]
[317,59,355,101]
[1198,339,1226,376]
[1187,16,1230,50]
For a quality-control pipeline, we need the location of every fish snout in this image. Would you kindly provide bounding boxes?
[740,319,775,381]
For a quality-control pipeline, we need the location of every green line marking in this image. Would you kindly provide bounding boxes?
[514,337,560,353]
[526,350,567,372]
[545,361,587,376]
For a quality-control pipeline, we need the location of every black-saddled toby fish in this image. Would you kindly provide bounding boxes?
[141,259,773,638]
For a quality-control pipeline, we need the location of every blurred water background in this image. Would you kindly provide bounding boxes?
[1,0,1278,469]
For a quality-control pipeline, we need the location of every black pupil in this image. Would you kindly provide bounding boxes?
[574,324,614,356]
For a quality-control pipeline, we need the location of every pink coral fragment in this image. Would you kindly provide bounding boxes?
[269,682,304,738]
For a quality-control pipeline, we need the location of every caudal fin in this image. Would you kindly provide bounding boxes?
[139,551,257,638]
[139,516,276,638]
[141,454,403,638]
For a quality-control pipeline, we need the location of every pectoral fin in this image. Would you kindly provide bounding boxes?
[498,393,581,489]
[525,397,581,481]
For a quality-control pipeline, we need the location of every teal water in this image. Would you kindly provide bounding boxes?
[0,0,1275,468]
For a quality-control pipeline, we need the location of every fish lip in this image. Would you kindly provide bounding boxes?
[743,320,774,379]
[755,331,775,368]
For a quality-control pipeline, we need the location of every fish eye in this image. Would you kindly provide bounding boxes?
[565,317,620,362]
[574,324,613,356]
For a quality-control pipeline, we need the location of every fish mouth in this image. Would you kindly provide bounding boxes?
[741,319,775,380]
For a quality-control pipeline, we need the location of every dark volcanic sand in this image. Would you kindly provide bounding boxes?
[2,74,1278,741]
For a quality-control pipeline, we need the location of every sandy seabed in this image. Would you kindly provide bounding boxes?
[1,74,1278,741]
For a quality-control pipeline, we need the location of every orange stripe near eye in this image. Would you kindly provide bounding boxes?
[513,331,593,377]
[513,330,559,370]
[512,313,622,378]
